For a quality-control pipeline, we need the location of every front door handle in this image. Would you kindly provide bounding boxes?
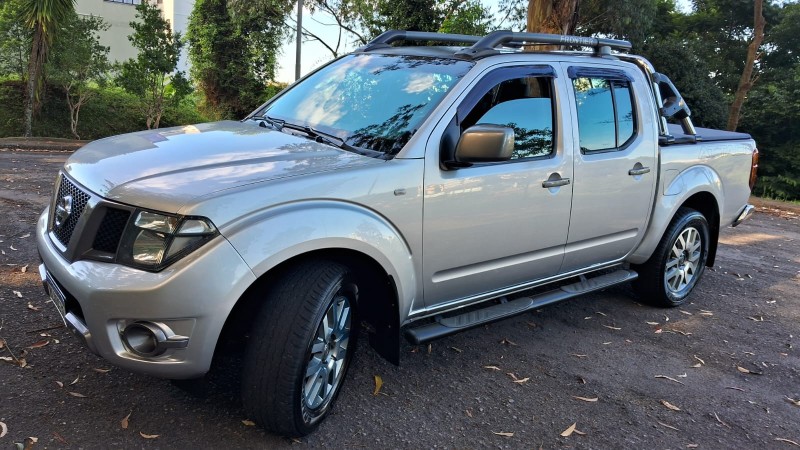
[542,177,571,188]
[628,167,651,176]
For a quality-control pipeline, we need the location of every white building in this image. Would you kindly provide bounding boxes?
[74,0,194,73]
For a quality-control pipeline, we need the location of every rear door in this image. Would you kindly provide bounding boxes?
[421,64,574,306]
[560,64,658,272]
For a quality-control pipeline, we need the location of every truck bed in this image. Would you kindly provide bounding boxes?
[667,123,751,144]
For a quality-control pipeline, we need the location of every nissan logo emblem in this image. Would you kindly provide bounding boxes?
[54,194,73,228]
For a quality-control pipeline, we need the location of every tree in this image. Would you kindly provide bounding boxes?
[117,1,189,129]
[0,0,31,80]
[439,0,493,36]
[21,0,75,137]
[47,14,110,139]
[188,0,290,118]
[526,0,580,37]
[726,0,765,131]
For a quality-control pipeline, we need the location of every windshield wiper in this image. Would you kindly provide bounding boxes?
[248,115,284,130]
[280,121,388,159]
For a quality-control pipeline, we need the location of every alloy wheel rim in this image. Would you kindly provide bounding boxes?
[665,227,702,293]
[302,294,352,411]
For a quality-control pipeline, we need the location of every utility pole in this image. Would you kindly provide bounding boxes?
[295,0,303,81]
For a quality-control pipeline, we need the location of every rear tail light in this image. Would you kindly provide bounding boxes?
[749,148,759,190]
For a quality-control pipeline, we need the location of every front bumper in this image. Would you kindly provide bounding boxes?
[36,209,257,379]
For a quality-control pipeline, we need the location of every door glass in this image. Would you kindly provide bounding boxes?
[462,77,555,159]
[572,78,615,152]
[613,81,635,145]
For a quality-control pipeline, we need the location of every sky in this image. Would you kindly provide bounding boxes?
[273,0,695,83]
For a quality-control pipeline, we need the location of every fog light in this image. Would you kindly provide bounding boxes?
[122,322,165,357]
[121,321,190,358]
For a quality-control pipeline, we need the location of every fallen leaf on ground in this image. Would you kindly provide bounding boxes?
[713,412,730,428]
[655,328,663,334]
[0,339,4,349]
[13,291,22,298]
[120,412,131,429]
[679,310,693,315]
[774,438,800,447]
[513,377,530,384]
[67,391,86,398]
[26,303,40,312]
[18,233,30,239]
[694,355,705,365]
[677,373,688,378]
[748,316,764,322]
[492,431,514,437]
[785,397,800,407]
[465,408,473,418]
[570,354,588,358]
[55,381,63,388]
[242,420,255,426]
[726,386,745,392]
[737,366,751,374]
[687,444,699,448]
[373,375,383,396]
[93,368,111,374]
[573,396,598,402]
[560,422,577,437]
[450,346,462,353]
[595,311,607,316]
[699,311,714,316]
[661,400,681,411]
[646,321,659,325]
[20,265,28,273]
[9,245,17,251]
[500,338,517,346]
[483,365,501,371]
[0,421,6,438]
[603,325,621,330]
[427,343,432,354]
[51,432,67,445]
[139,432,159,439]
[691,363,702,368]
[657,420,680,431]
[69,376,79,386]
[655,375,685,385]
[26,340,48,349]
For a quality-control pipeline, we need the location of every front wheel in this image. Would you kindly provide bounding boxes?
[633,207,710,307]
[241,260,359,436]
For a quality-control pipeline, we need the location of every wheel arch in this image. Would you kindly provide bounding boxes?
[629,165,722,265]
[217,248,402,366]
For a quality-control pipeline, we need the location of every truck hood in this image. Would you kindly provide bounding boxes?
[64,121,382,212]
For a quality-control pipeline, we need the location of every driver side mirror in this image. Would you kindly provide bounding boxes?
[449,124,515,168]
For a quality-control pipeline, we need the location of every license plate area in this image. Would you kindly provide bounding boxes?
[45,275,67,324]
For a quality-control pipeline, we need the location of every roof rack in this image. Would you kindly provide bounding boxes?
[356,29,632,60]
[356,30,482,53]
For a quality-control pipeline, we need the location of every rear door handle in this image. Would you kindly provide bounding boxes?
[628,167,651,176]
[542,178,571,188]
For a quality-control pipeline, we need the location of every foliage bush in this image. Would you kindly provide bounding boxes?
[0,79,210,140]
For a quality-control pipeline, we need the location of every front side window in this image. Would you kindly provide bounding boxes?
[572,76,636,153]
[460,76,555,160]
[261,54,473,156]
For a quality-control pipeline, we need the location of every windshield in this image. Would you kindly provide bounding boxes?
[259,53,474,155]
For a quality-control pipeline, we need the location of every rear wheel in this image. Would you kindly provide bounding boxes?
[633,207,710,307]
[241,260,359,436]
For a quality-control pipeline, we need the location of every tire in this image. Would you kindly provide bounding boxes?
[633,207,710,307]
[241,260,359,437]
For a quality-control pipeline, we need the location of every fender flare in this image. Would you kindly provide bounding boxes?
[628,165,722,264]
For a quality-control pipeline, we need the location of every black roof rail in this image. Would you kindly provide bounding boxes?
[455,31,632,58]
[356,30,482,53]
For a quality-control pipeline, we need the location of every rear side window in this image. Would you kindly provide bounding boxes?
[572,77,636,153]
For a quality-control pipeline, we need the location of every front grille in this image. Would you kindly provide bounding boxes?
[52,176,91,247]
[92,208,130,253]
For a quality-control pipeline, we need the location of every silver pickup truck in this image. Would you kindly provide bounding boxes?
[36,30,758,436]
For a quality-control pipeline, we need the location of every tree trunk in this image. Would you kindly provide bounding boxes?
[24,24,45,138]
[727,0,765,131]
[526,0,580,50]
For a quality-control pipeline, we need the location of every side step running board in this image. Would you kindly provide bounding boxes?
[405,269,638,345]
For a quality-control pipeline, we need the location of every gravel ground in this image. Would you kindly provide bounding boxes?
[1,150,799,449]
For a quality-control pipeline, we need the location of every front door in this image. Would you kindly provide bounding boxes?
[422,65,574,306]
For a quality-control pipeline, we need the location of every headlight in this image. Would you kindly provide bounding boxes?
[118,210,218,271]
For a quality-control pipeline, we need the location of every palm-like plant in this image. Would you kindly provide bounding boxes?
[22,0,76,137]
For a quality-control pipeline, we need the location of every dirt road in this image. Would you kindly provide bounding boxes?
[1,150,799,449]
